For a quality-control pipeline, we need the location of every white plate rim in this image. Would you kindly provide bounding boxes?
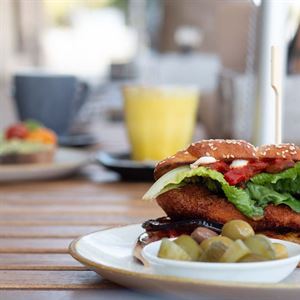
[0,147,91,182]
[69,224,300,291]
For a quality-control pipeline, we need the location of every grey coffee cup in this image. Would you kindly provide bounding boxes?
[13,73,89,135]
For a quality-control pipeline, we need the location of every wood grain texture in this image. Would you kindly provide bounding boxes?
[0,213,158,225]
[0,270,116,289]
[0,163,162,295]
[0,225,107,238]
[0,290,157,300]
[0,254,85,270]
[0,238,72,253]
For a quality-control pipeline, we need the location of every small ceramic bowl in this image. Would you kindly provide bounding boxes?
[142,238,300,283]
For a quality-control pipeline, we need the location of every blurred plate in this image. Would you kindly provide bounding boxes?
[70,224,300,300]
[0,147,90,182]
[58,133,99,148]
[96,152,155,181]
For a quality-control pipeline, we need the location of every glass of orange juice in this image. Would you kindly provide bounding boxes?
[122,85,199,161]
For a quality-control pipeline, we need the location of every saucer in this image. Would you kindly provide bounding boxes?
[96,151,155,181]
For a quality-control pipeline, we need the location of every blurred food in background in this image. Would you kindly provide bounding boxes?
[0,120,57,164]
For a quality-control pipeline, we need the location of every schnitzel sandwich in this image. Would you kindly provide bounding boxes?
[140,139,300,246]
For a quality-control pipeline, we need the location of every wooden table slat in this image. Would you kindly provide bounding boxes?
[0,204,159,214]
[0,213,159,226]
[0,225,106,238]
[0,238,72,253]
[0,253,85,270]
[0,270,117,289]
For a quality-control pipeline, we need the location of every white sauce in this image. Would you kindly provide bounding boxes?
[230,159,248,169]
[190,156,217,169]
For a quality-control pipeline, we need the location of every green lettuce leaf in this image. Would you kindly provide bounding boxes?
[247,182,300,213]
[251,162,300,185]
[271,176,300,194]
[251,162,300,195]
[25,119,42,131]
[143,166,263,219]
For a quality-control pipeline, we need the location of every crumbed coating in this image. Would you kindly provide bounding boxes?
[156,184,300,231]
[258,143,300,161]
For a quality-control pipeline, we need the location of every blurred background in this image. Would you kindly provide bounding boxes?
[1,0,300,151]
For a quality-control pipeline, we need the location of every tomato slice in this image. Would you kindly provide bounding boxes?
[265,159,295,174]
[224,169,247,185]
[224,161,268,185]
[208,161,230,173]
[5,123,28,140]
[208,159,295,186]
[248,161,269,172]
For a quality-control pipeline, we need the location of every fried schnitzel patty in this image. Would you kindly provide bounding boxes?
[156,184,300,232]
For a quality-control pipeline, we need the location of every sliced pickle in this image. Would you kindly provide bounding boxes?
[158,238,192,261]
[219,239,250,263]
[221,220,255,240]
[201,241,229,262]
[200,236,234,252]
[238,253,267,262]
[174,235,203,260]
[243,235,276,260]
[273,243,288,260]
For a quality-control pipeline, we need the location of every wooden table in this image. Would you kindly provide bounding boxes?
[0,164,166,299]
[0,121,207,299]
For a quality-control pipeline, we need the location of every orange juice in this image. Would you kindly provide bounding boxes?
[123,86,199,161]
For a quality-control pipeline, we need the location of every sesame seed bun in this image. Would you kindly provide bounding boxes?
[154,139,257,179]
[187,139,257,161]
[154,150,197,180]
[257,143,300,161]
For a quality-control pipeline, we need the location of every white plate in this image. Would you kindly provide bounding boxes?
[143,238,300,283]
[0,148,90,182]
[69,224,300,300]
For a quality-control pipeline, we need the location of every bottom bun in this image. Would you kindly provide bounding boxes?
[0,148,55,164]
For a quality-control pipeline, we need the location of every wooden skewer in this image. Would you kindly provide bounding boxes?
[271,45,282,144]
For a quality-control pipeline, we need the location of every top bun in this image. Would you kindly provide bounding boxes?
[258,143,300,161]
[154,139,257,179]
[187,139,257,161]
[154,150,197,180]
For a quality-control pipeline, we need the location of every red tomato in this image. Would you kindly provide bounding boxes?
[265,159,295,173]
[224,161,268,185]
[248,161,269,172]
[224,169,247,185]
[208,161,230,173]
[5,123,28,140]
